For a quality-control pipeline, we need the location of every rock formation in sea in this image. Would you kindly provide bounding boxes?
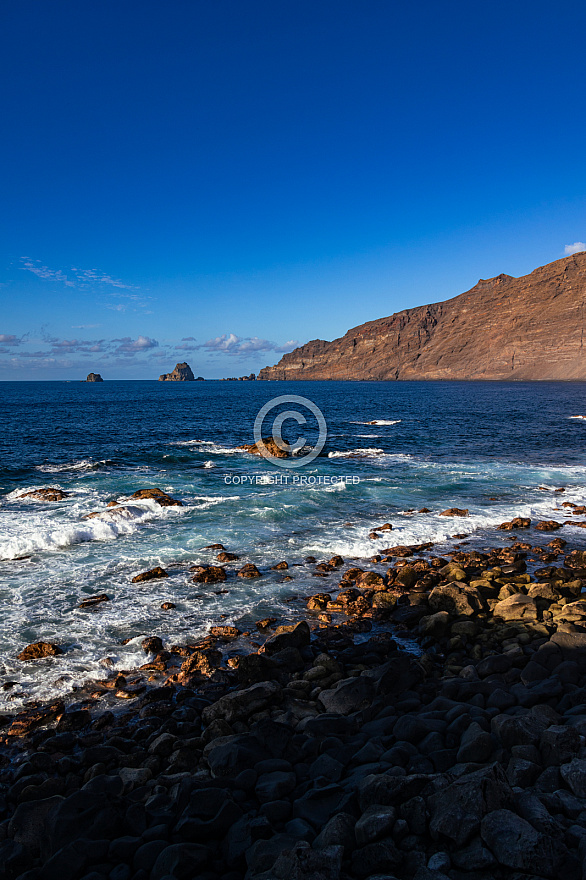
[158,362,196,381]
[86,372,103,382]
[259,252,586,380]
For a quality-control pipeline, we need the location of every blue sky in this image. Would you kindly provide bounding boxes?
[1,0,585,379]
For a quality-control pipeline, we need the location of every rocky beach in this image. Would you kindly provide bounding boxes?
[2,513,586,880]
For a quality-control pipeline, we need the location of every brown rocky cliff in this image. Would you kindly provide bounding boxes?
[258,253,586,380]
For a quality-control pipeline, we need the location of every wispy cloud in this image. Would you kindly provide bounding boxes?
[564,242,586,255]
[21,258,137,291]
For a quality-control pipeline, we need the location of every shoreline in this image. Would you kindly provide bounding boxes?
[2,523,586,879]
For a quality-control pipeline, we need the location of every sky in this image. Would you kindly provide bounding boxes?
[1,0,586,380]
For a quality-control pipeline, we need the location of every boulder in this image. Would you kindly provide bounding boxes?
[210,625,241,641]
[262,621,311,654]
[191,565,227,583]
[237,563,262,578]
[480,809,564,876]
[535,520,562,531]
[428,584,484,617]
[560,758,586,797]
[18,641,63,661]
[19,487,69,502]
[428,763,513,847]
[131,566,168,583]
[493,593,538,620]
[202,680,282,724]
[318,675,376,715]
[439,508,469,516]
[131,488,182,506]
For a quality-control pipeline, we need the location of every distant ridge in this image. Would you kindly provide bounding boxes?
[258,253,586,380]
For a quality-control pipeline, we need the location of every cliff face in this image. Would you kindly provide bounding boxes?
[159,362,195,381]
[258,254,586,381]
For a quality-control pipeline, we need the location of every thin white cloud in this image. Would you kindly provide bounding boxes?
[564,242,586,255]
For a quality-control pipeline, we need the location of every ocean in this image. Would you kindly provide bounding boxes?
[1,379,586,710]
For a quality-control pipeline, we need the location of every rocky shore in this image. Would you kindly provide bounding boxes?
[2,521,586,880]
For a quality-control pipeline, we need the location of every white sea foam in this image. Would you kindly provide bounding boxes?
[569,416,586,420]
[328,448,385,458]
[36,459,114,473]
[350,419,402,425]
[171,439,243,453]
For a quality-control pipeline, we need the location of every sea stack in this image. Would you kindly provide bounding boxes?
[86,373,103,382]
[158,362,195,381]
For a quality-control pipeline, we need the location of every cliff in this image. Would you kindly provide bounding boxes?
[258,253,586,380]
[159,362,195,381]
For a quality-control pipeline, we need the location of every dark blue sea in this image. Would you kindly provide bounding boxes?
[1,379,586,707]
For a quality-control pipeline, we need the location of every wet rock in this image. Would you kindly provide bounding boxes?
[210,625,241,641]
[480,808,564,876]
[238,563,262,578]
[161,602,175,610]
[217,551,239,562]
[18,641,63,661]
[20,487,70,501]
[307,593,331,611]
[178,647,222,679]
[497,517,531,530]
[272,560,289,570]
[439,508,469,517]
[535,520,562,531]
[78,594,110,608]
[131,566,168,583]
[239,437,288,459]
[131,487,182,506]
[191,564,227,583]
[141,636,164,654]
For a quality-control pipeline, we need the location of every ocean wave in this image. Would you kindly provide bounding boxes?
[171,440,243,454]
[0,498,186,561]
[350,419,402,426]
[328,447,385,458]
[569,416,586,421]
[36,459,115,473]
